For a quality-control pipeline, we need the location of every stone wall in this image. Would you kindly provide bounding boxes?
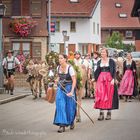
[14,73,29,87]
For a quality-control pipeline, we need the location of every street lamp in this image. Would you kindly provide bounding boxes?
[0,3,6,94]
[62,30,69,55]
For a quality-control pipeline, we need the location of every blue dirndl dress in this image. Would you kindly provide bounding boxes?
[53,66,76,126]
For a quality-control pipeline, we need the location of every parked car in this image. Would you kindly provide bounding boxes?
[107,48,118,58]
[131,52,140,65]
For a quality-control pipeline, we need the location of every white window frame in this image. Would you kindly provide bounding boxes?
[70,21,76,32]
[115,3,122,8]
[119,13,127,18]
[97,23,99,35]
[93,22,96,34]
[70,0,79,3]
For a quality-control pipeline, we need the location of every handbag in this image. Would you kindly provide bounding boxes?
[45,86,56,103]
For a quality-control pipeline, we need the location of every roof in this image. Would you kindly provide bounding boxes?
[101,0,140,29]
[51,0,98,18]
[131,0,140,17]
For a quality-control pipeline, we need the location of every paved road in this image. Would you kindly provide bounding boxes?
[0,96,140,140]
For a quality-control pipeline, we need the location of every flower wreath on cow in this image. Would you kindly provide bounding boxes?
[44,52,82,103]
[44,51,59,103]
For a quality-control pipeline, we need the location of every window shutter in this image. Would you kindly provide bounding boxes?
[3,42,11,57]
[30,0,41,17]
[22,0,29,16]
[32,42,41,60]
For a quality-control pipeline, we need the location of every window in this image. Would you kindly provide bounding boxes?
[13,43,21,56]
[12,0,21,16]
[70,0,79,3]
[12,42,30,57]
[22,43,30,57]
[115,3,122,8]
[55,21,60,32]
[125,31,133,38]
[30,0,41,17]
[119,13,127,18]
[70,21,76,32]
[97,23,99,35]
[2,0,12,16]
[93,22,95,34]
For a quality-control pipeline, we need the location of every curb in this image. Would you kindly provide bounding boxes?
[0,93,31,105]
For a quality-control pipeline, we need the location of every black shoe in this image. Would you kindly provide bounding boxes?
[98,112,104,121]
[124,96,128,102]
[33,95,37,100]
[70,123,75,130]
[31,89,33,95]
[76,116,81,123]
[39,94,42,98]
[10,92,13,95]
[57,126,65,133]
[105,112,111,120]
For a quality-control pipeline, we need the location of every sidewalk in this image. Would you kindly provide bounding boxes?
[0,87,32,105]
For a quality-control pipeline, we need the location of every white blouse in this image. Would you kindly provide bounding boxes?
[57,65,75,76]
[100,59,109,67]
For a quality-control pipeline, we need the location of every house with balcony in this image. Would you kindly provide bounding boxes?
[0,0,49,87]
[50,0,101,55]
[1,0,48,60]
[101,0,140,51]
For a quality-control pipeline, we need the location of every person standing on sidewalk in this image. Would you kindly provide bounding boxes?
[94,48,119,121]
[2,50,21,95]
[53,54,76,133]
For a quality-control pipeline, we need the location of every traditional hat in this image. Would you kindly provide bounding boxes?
[74,51,81,56]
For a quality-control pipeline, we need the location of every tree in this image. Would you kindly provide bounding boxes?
[105,32,125,50]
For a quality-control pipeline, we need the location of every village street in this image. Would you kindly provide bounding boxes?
[0,96,140,140]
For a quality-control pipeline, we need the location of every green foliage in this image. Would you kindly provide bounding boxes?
[123,44,135,52]
[68,60,82,89]
[44,51,59,86]
[105,32,136,52]
[105,32,125,49]
[45,51,59,69]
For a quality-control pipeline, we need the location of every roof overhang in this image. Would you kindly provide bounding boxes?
[131,0,140,17]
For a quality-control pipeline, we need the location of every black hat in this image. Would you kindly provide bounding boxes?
[74,51,81,56]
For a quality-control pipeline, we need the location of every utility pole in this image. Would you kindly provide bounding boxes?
[47,0,51,52]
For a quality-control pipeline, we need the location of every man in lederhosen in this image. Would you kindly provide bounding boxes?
[2,50,21,95]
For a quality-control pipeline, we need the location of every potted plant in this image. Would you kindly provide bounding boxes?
[9,17,37,37]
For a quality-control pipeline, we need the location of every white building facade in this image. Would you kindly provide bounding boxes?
[50,0,101,55]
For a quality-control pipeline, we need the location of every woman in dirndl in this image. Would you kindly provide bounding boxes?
[53,54,77,133]
[94,48,119,121]
[118,52,137,102]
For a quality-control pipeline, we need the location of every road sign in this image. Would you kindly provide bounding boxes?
[51,22,55,32]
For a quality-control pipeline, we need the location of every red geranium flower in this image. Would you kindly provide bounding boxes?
[9,18,37,37]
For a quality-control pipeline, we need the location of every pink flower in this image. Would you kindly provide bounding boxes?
[9,18,37,37]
